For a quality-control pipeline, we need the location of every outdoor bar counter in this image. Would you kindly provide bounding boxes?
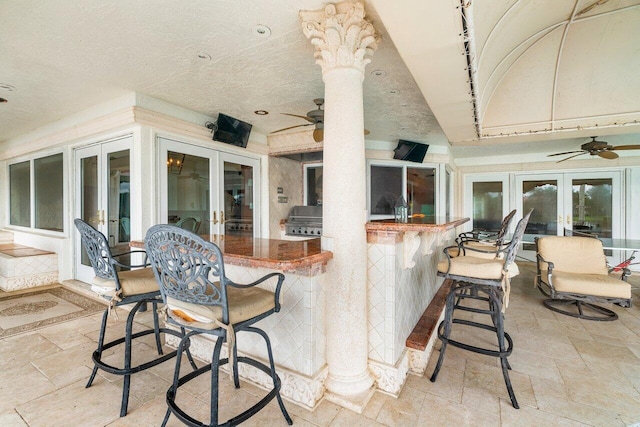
[131,217,467,407]
[364,216,469,395]
[132,234,333,409]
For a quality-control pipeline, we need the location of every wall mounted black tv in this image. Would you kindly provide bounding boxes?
[393,139,429,163]
[212,113,252,148]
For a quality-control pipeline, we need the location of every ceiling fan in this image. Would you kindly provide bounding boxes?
[547,136,640,163]
[270,98,369,142]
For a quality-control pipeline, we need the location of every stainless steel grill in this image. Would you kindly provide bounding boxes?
[285,205,322,237]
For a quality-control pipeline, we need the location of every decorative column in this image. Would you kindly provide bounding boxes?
[300,1,379,410]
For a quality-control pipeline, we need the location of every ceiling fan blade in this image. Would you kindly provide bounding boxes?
[313,128,323,142]
[547,150,584,157]
[281,113,315,123]
[611,145,640,150]
[270,123,314,134]
[598,151,618,160]
[364,129,370,136]
[556,152,587,163]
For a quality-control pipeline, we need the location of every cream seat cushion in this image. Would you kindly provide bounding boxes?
[438,256,519,280]
[92,267,159,297]
[541,270,631,299]
[166,285,276,329]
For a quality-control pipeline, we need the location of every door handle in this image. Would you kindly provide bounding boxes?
[220,211,225,224]
[97,210,105,225]
[566,215,571,224]
[211,211,218,224]
[558,215,562,225]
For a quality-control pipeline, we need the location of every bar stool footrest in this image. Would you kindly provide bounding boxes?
[167,356,286,427]
[436,319,513,358]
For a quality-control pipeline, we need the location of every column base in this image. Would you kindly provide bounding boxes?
[324,385,377,414]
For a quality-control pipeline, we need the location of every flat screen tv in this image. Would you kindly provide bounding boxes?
[393,139,429,163]
[213,113,252,148]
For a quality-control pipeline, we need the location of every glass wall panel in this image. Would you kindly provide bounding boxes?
[34,153,64,231]
[9,161,30,227]
[472,181,503,231]
[370,166,403,215]
[407,167,436,216]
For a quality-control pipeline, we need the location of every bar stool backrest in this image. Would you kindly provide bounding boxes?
[74,218,118,282]
[496,209,517,246]
[502,209,533,268]
[144,225,230,324]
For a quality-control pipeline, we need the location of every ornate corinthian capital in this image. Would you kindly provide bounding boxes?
[299,1,379,75]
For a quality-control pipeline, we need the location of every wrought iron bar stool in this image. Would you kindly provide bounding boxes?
[74,219,196,417]
[454,209,517,258]
[430,210,532,409]
[144,225,292,427]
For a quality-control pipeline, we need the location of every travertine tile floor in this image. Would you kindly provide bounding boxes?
[1,263,639,426]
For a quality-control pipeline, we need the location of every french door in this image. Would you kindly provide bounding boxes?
[158,138,260,237]
[75,136,132,283]
[515,171,622,261]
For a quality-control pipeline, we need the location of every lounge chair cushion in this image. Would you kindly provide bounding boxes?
[540,269,631,299]
[92,267,159,297]
[166,285,275,329]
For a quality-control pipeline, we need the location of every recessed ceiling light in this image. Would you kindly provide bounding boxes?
[370,70,386,77]
[252,24,271,38]
[196,52,212,61]
[0,83,17,91]
[254,110,269,115]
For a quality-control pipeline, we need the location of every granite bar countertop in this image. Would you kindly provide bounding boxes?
[366,216,469,233]
[131,235,332,275]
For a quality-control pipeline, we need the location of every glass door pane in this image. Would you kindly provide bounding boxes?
[518,177,562,237]
[223,161,254,236]
[80,154,99,268]
[219,152,260,237]
[472,181,504,232]
[569,178,613,238]
[167,151,210,234]
[108,150,130,259]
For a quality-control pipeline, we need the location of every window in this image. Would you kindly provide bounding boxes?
[9,153,64,232]
[35,153,64,231]
[9,161,30,227]
[369,163,436,218]
[304,164,323,206]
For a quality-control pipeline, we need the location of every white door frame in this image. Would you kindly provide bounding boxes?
[74,136,132,283]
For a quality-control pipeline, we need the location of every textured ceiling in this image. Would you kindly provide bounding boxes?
[0,0,443,147]
[1,0,640,160]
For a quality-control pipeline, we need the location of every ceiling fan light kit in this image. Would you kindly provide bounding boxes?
[270,98,369,142]
[548,136,640,163]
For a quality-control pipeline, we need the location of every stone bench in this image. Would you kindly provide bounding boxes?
[0,243,58,292]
